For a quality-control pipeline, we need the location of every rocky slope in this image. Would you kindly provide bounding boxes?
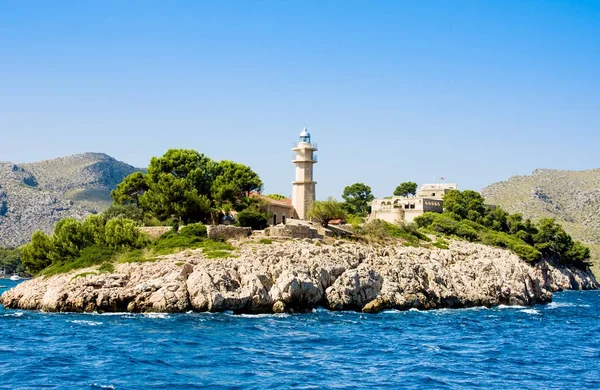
[0,153,141,248]
[482,168,600,275]
[2,240,597,314]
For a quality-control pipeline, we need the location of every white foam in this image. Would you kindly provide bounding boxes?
[497,305,527,309]
[3,311,24,317]
[521,309,541,315]
[69,319,102,326]
[91,384,116,390]
[143,313,170,319]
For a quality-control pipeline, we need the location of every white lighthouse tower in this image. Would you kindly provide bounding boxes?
[292,128,317,220]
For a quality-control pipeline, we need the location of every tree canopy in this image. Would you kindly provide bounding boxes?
[393,182,418,197]
[110,149,263,224]
[307,197,348,227]
[342,183,374,216]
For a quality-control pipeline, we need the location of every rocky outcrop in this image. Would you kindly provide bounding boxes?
[1,240,598,314]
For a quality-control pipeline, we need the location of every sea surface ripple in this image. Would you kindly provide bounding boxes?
[1,280,599,389]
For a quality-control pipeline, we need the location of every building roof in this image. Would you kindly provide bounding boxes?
[250,193,294,208]
[300,127,310,137]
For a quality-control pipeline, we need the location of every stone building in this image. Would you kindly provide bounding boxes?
[369,183,458,224]
[251,194,296,226]
[292,128,317,220]
[416,183,458,199]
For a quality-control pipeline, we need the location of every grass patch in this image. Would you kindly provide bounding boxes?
[71,271,99,281]
[357,220,430,246]
[432,237,450,250]
[98,262,115,273]
[116,248,158,263]
[41,245,117,277]
[175,262,184,266]
[203,250,235,259]
[258,238,273,245]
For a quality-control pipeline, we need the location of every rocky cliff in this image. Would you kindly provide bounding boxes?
[2,240,597,314]
[0,153,141,248]
[481,168,600,275]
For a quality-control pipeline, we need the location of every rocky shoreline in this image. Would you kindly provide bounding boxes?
[1,240,598,314]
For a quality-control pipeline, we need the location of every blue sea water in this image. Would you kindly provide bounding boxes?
[0,280,599,390]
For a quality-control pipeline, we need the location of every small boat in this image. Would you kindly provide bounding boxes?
[9,274,20,281]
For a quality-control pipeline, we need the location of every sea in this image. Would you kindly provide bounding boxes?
[0,280,599,390]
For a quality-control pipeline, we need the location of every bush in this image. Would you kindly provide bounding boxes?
[455,223,478,241]
[104,218,149,250]
[237,210,268,230]
[179,223,207,238]
[102,203,145,224]
[360,220,428,244]
[21,231,53,274]
[41,245,117,276]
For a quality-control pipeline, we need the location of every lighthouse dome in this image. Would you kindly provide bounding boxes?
[299,128,311,143]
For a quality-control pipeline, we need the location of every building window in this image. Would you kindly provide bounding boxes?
[410,204,415,209]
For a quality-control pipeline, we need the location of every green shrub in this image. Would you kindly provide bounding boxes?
[258,238,273,245]
[104,218,149,250]
[455,223,478,241]
[102,203,145,224]
[237,210,268,230]
[360,220,428,245]
[98,262,115,273]
[179,223,207,238]
[21,231,53,274]
[41,245,117,276]
[153,235,203,255]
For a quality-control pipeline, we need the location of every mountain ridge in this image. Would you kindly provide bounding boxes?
[0,153,141,248]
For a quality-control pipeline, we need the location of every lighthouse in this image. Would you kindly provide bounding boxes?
[292,128,317,220]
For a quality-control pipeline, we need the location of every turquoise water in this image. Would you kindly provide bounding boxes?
[1,279,599,389]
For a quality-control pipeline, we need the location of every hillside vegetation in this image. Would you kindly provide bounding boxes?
[482,168,600,275]
[0,153,141,247]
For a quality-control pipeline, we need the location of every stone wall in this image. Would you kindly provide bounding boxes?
[266,224,322,239]
[139,226,172,239]
[207,225,252,241]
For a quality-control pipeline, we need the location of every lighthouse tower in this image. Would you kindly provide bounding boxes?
[292,128,317,220]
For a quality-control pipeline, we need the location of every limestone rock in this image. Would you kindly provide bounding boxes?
[1,240,598,314]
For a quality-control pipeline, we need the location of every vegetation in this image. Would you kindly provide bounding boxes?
[266,194,287,201]
[111,149,264,225]
[355,220,430,246]
[237,210,268,230]
[342,183,374,216]
[481,169,600,276]
[393,182,418,197]
[102,203,145,224]
[307,197,348,227]
[0,247,24,275]
[414,190,591,268]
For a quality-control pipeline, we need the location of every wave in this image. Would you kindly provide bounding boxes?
[143,313,171,319]
[520,309,541,315]
[68,319,102,326]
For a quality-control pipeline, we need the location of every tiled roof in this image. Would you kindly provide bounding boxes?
[250,193,294,208]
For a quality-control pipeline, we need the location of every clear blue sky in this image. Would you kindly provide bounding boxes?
[1,1,599,199]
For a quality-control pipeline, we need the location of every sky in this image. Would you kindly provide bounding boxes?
[1,1,599,199]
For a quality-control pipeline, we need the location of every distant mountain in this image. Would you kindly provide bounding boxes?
[482,168,600,275]
[0,153,141,247]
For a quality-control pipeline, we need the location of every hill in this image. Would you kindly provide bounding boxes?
[481,168,600,275]
[0,153,141,248]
